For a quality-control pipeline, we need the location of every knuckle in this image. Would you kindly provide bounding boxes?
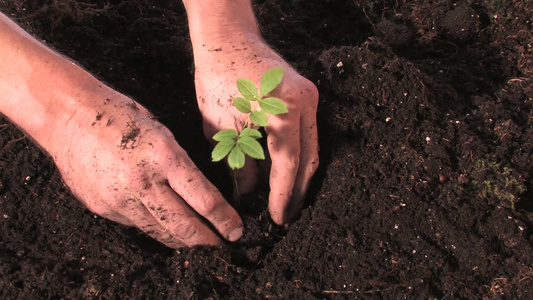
[279,78,319,108]
[115,168,145,191]
[144,134,185,162]
[299,79,319,108]
[97,180,148,212]
[307,84,319,106]
[157,125,175,139]
[197,193,222,216]
[112,197,137,211]
[302,78,319,98]
[154,135,179,152]
[282,156,300,175]
[169,218,197,240]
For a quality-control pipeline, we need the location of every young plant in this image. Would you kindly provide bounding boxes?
[211,67,288,169]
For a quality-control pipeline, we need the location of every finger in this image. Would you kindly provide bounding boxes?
[266,108,301,225]
[167,152,244,242]
[116,197,187,249]
[92,207,135,227]
[141,182,222,247]
[287,87,320,220]
[231,155,258,198]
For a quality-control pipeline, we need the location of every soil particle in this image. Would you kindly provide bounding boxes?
[442,3,482,42]
[119,121,140,149]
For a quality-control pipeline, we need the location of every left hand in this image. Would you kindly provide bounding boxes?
[191,32,319,225]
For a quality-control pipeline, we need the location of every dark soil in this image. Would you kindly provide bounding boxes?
[1,0,533,298]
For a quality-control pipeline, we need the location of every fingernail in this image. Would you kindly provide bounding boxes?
[228,225,243,242]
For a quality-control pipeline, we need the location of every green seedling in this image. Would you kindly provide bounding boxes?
[211,67,288,169]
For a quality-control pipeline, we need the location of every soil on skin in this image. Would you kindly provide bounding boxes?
[1,0,533,298]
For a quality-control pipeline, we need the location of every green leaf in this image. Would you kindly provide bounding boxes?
[237,78,259,101]
[260,67,284,97]
[233,97,252,113]
[259,97,288,115]
[238,136,265,160]
[228,145,245,169]
[211,140,236,162]
[239,128,262,139]
[249,110,269,127]
[212,129,238,142]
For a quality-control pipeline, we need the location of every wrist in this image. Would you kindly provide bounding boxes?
[183,0,261,50]
[0,14,119,153]
[1,61,116,154]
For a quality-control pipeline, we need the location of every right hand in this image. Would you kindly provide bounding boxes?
[50,94,243,248]
[1,12,242,249]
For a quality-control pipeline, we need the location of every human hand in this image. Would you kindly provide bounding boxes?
[191,33,319,225]
[49,94,244,248]
[1,12,242,248]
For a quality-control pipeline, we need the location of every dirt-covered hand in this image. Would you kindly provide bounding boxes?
[191,33,319,225]
[1,12,241,248]
[1,12,244,248]
[47,95,244,248]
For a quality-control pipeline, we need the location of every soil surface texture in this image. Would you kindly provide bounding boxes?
[1,0,532,299]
